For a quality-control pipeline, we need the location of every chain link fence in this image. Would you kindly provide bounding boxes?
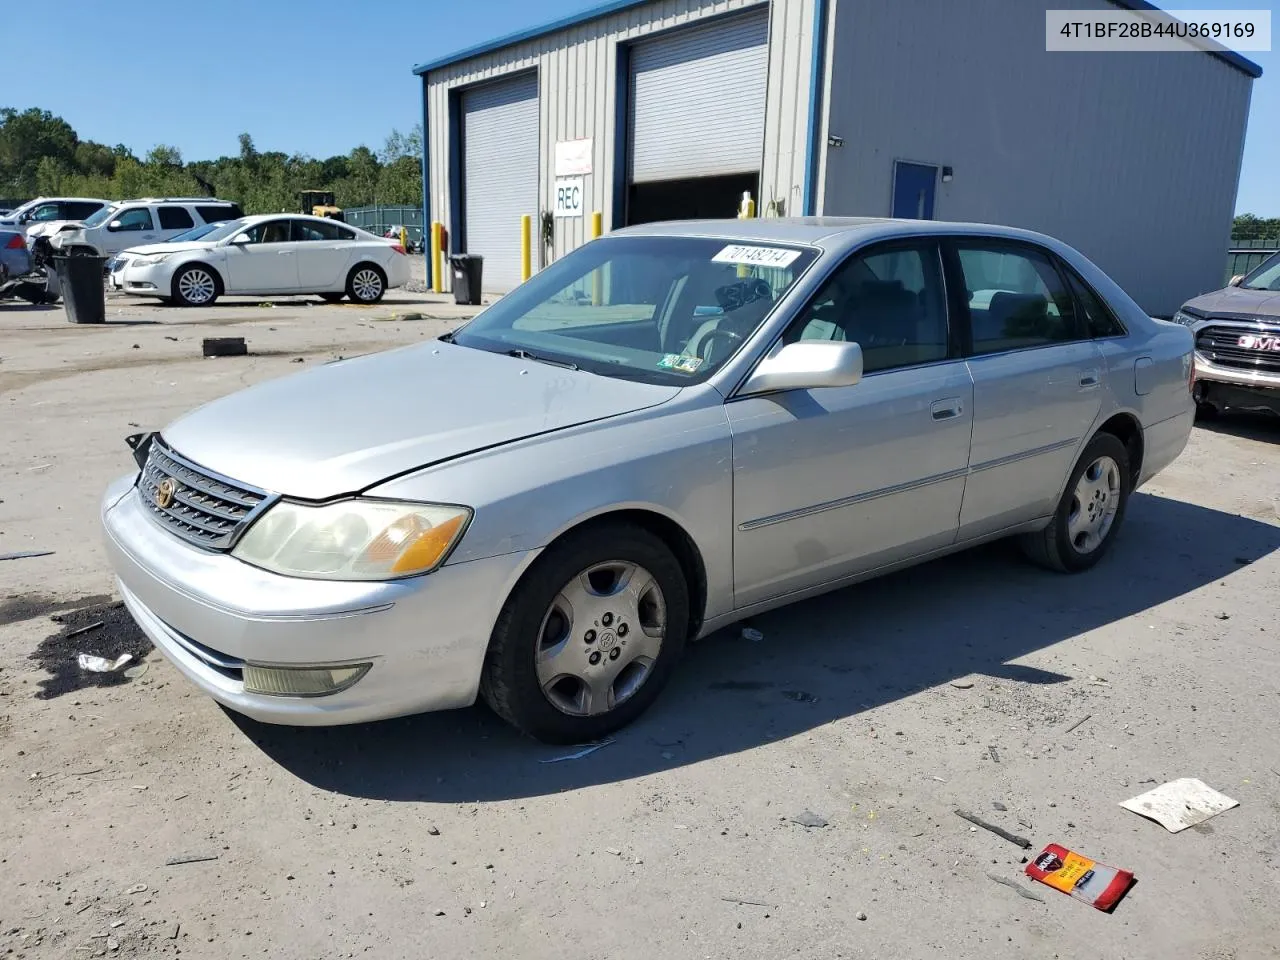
[343,205,424,250]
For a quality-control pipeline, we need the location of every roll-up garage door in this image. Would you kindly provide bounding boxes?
[463,72,539,292]
[629,11,769,183]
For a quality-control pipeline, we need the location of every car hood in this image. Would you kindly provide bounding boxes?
[119,242,214,258]
[32,220,83,239]
[1185,286,1280,320]
[161,341,682,500]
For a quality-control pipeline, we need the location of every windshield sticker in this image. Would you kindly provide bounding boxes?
[658,353,704,374]
[711,244,802,268]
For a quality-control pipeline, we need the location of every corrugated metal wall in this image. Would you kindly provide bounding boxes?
[423,0,818,285]
[820,0,1253,317]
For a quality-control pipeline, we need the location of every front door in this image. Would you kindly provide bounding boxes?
[727,240,974,608]
[951,240,1104,539]
[223,219,300,293]
[892,162,938,220]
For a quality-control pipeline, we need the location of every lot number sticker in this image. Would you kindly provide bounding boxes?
[711,244,802,268]
[554,177,584,218]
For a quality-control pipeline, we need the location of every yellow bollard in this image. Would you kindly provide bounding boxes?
[399,225,408,251]
[590,211,604,305]
[430,222,443,294]
[520,214,532,283]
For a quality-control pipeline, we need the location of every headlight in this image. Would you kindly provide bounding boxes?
[1171,310,1201,327]
[232,499,471,580]
[132,254,171,267]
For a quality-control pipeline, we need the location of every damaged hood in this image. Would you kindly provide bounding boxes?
[117,241,217,259]
[1185,286,1280,321]
[160,341,681,500]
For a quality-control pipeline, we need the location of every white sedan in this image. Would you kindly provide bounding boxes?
[120,215,412,307]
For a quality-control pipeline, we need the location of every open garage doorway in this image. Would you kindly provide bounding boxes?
[626,171,760,226]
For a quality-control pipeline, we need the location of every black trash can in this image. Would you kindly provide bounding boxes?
[449,254,483,306]
[53,255,108,324]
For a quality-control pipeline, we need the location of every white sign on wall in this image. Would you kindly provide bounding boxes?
[554,139,593,176]
[553,177,585,218]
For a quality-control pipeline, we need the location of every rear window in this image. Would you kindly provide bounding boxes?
[196,204,243,223]
[65,201,106,220]
[157,206,195,230]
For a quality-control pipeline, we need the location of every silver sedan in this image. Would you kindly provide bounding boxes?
[101,218,1195,743]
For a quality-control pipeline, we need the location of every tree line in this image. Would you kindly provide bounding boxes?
[1231,214,1280,242]
[0,107,422,213]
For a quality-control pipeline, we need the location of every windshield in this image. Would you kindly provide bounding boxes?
[1240,251,1280,292]
[166,221,227,243]
[195,219,250,243]
[83,204,120,228]
[450,235,817,385]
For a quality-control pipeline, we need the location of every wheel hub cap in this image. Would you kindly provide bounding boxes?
[535,561,667,717]
[353,270,381,300]
[179,270,214,303]
[1066,455,1121,555]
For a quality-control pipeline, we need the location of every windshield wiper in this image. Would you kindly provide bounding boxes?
[506,348,578,371]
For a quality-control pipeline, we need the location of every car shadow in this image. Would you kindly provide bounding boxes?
[233,492,1280,802]
[1196,411,1280,444]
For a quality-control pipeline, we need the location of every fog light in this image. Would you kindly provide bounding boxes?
[242,663,371,697]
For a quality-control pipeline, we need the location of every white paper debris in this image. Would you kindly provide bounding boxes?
[78,653,134,673]
[1120,778,1239,833]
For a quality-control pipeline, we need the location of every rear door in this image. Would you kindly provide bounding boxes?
[155,205,196,242]
[949,239,1103,539]
[291,219,356,290]
[727,240,974,607]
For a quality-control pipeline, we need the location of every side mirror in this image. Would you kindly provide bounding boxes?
[228,233,251,245]
[1228,274,1244,287]
[108,220,123,231]
[740,340,864,395]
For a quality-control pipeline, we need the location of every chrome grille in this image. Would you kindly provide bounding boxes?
[1196,323,1280,374]
[138,441,273,550]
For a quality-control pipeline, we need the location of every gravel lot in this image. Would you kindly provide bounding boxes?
[2,291,1278,960]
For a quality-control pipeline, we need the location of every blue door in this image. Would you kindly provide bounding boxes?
[892,162,938,219]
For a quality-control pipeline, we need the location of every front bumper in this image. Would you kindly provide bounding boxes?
[122,262,169,296]
[100,474,532,725]
[1193,354,1280,393]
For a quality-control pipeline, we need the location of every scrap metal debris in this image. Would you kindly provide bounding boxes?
[202,337,247,358]
[0,550,55,561]
[789,810,829,829]
[539,739,615,763]
[65,620,105,640]
[987,872,1046,902]
[1120,778,1239,833]
[165,853,220,866]
[1064,714,1093,734]
[954,809,1032,849]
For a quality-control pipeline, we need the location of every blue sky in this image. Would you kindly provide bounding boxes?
[5,0,1276,213]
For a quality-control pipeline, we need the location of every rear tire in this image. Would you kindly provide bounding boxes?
[480,522,690,743]
[346,264,386,304]
[1019,432,1130,573]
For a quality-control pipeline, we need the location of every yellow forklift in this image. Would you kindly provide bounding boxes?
[299,190,345,222]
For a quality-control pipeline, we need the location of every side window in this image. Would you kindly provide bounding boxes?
[957,244,1082,354]
[238,220,291,244]
[110,208,155,232]
[196,205,241,224]
[65,202,103,220]
[292,219,352,242]
[157,206,195,230]
[1064,268,1126,338]
[29,203,61,222]
[781,243,950,374]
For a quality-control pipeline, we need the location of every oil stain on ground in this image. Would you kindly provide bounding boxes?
[15,593,154,699]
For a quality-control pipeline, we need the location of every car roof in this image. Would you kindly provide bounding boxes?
[611,217,1069,256]
[238,213,358,227]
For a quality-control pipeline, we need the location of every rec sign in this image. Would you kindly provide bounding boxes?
[554,177,584,218]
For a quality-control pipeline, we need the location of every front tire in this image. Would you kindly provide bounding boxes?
[480,523,690,743]
[1020,432,1130,573]
[346,264,386,304]
[171,264,220,307]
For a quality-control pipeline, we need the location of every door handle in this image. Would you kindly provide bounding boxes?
[930,397,964,421]
[1079,369,1100,388]
[278,250,294,255]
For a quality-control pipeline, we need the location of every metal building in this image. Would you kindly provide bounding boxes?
[415,0,1260,315]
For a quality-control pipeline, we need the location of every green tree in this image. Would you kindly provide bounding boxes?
[0,107,79,194]
[1233,214,1280,242]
